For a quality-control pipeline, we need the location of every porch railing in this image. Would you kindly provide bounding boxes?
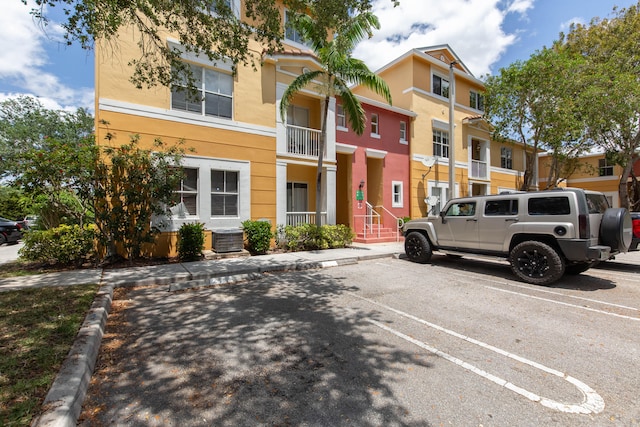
[286,211,327,227]
[353,203,403,241]
[470,159,488,179]
[286,124,323,158]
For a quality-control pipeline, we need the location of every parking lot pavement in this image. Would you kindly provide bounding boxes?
[78,252,640,426]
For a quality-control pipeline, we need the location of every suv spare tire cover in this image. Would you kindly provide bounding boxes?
[600,208,633,252]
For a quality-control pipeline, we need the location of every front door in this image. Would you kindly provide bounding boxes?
[436,201,479,249]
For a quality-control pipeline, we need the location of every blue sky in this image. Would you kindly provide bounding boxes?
[0,0,637,112]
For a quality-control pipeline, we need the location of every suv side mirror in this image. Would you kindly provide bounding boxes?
[440,210,447,224]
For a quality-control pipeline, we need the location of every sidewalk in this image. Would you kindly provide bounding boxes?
[16,241,404,427]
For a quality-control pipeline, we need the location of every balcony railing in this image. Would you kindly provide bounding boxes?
[286,211,327,226]
[286,124,323,158]
[470,159,488,180]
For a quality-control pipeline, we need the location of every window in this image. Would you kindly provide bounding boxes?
[285,11,309,46]
[433,74,450,98]
[287,182,308,212]
[528,197,570,216]
[470,91,484,111]
[501,147,513,169]
[446,202,476,217]
[599,158,614,176]
[371,113,379,136]
[337,104,346,129]
[211,170,239,216]
[485,200,518,216]
[209,0,233,15]
[428,186,444,216]
[171,63,233,119]
[433,129,449,158]
[392,181,403,208]
[399,121,407,142]
[172,168,198,217]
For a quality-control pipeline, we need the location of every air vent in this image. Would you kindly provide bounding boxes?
[212,229,244,253]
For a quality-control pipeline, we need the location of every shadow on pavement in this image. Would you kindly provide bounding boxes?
[80,270,432,426]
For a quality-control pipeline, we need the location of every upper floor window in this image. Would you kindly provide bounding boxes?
[470,91,484,111]
[336,104,346,129]
[371,113,379,136]
[433,74,450,98]
[211,169,239,217]
[501,147,513,169]
[285,11,310,47]
[433,129,449,158]
[209,0,235,16]
[171,63,233,119]
[392,181,403,208]
[599,158,614,176]
[399,121,407,142]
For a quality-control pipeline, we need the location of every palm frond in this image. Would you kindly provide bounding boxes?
[279,70,324,122]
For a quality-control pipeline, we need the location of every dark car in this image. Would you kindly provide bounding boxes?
[0,217,23,245]
[631,212,640,251]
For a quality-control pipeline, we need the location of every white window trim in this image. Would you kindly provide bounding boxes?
[399,121,407,144]
[392,181,403,208]
[160,155,250,231]
[470,90,484,111]
[370,113,380,138]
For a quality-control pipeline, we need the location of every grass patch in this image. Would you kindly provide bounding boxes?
[0,284,99,426]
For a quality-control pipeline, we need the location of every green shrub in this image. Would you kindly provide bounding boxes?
[242,220,273,255]
[177,222,205,261]
[277,223,354,252]
[19,224,96,266]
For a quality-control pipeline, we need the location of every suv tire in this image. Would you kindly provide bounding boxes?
[404,232,432,264]
[600,208,632,252]
[509,241,565,285]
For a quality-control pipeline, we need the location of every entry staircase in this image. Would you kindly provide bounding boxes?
[353,202,404,244]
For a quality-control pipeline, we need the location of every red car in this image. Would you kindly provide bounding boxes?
[631,212,640,251]
[0,217,22,245]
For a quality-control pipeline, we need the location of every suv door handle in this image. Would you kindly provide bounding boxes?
[505,218,519,222]
[466,218,477,222]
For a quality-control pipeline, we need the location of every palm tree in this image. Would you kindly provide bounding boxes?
[279,12,392,227]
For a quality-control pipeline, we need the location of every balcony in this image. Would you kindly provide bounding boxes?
[470,159,488,180]
[286,124,324,159]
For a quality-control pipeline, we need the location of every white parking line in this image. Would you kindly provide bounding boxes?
[497,282,640,313]
[486,286,640,322]
[350,293,605,415]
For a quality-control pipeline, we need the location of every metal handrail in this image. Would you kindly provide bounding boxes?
[374,205,402,242]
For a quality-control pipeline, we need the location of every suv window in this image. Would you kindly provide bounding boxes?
[485,199,518,216]
[528,197,570,215]
[446,202,476,216]
[586,193,609,214]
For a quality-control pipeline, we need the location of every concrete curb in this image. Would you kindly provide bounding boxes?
[32,283,114,427]
[30,249,401,426]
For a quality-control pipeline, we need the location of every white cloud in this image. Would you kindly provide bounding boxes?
[560,17,585,32]
[0,1,93,111]
[353,0,535,77]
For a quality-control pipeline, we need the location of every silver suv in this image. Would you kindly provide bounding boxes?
[402,188,633,285]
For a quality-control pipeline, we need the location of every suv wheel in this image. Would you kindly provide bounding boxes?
[404,232,432,264]
[509,241,565,285]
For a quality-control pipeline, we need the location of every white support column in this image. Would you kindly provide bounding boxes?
[276,83,288,156]
[276,160,288,226]
[325,165,337,225]
[326,97,337,162]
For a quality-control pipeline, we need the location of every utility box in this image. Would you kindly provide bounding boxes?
[212,229,244,253]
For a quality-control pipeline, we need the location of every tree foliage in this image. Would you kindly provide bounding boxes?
[93,135,185,261]
[483,48,591,191]
[26,0,398,90]
[1,97,186,261]
[559,3,640,209]
[279,11,392,226]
